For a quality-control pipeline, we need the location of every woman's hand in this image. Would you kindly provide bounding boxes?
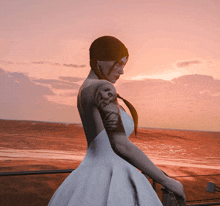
[165,177,185,201]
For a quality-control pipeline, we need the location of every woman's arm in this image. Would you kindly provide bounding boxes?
[94,81,185,199]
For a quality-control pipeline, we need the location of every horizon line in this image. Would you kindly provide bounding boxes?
[1,118,219,133]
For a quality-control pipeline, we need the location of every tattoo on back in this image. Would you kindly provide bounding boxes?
[95,84,124,133]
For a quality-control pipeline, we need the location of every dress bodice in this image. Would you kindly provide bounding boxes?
[120,108,134,138]
[84,109,134,160]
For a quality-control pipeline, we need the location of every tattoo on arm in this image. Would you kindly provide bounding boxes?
[95,84,125,134]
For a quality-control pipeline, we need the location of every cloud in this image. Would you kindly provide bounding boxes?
[118,74,220,100]
[31,61,86,68]
[51,83,79,90]
[176,60,201,68]
[51,63,61,66]
[1,68,219,131]
[32,78,63,84]
[31,61,51,65]
[60,92,78,97]
[171,74,215,84]
[0,60,87,68]
[116,74,220,131]
[63,64,86,68]
[0,68,54,103]
[32,78,80,90]
[0,68,5,75]
[0,60,14,64]
[59,76,84,82]
[0,68,80,123]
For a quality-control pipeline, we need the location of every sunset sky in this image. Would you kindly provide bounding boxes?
[1,0,220,131]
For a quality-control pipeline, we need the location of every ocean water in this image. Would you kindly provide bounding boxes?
[1,120,220,170]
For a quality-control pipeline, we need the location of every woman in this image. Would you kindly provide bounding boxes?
[48,36,185,206]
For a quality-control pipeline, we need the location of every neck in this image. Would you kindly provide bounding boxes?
[87,68,108,82]
[87,69,99,80]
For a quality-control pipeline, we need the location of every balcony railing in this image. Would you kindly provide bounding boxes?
[1,169,220,206]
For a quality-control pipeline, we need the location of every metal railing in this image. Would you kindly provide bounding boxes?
[1,169,220,206]
[0,169,74,176]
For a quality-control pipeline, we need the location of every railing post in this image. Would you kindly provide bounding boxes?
[161,187,177,206]
[206,182,220,193]
[153,180,157,191]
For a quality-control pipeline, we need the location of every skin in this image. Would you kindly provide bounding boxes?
[77,56,185,201]
[96,56,128,83]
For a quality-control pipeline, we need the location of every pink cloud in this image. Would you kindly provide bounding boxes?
[176,60,201,68]
[0,68,80,123]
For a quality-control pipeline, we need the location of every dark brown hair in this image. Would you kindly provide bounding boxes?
[90,36,138,135]
[90,36,129,61]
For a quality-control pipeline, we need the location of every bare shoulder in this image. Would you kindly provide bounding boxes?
[79,79,122,133]
[80,79,117,106]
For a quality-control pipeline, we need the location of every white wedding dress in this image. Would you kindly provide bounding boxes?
[48,109,162,206]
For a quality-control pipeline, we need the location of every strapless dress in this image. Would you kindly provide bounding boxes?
[48,109,162,206]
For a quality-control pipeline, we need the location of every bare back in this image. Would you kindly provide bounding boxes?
[77,78,114,146]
